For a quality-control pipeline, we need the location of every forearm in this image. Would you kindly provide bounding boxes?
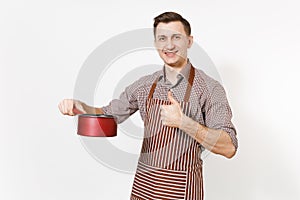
[180,115,236,158]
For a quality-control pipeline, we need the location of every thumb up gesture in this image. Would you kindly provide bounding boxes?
[160,91,183,128]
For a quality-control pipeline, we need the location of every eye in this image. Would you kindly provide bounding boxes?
[174,35,182,40]
[158,36,166,42]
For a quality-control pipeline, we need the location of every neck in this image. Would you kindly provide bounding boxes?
[166,58,188,72]
[165,65,179,85]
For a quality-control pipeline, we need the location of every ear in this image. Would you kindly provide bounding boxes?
[187,35,193,48]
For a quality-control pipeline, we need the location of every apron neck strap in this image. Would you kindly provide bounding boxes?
[147,78,158,100]
[184,65,195,102]
[147,65,195,102]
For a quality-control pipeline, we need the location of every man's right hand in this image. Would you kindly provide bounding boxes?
[58,99,86,116]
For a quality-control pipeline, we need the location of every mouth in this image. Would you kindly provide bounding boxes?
[163,50,178,58]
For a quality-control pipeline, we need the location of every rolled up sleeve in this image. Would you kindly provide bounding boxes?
[204,83,238,149]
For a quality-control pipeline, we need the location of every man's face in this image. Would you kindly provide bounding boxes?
[155,21,193,69]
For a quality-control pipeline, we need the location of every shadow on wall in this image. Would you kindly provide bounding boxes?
[203,64,300,200]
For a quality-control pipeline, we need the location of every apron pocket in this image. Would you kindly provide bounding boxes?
[131,162,187,200]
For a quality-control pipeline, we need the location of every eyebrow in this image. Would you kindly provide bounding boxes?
[156,33,182,38]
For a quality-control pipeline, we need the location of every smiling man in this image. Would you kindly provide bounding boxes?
[59,11,238,200]
[155,20,192,69]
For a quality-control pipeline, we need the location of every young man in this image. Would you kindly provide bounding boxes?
[59,12,238,200]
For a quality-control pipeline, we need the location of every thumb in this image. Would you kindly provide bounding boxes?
[73,101,85,115]
[72,107,83,115]
[168,91,179,105]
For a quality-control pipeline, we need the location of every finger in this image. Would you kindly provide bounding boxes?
[168,91,179,105]
[161,115,166,125]
[58,102,64,114]
[160,105,166,112]
[61,100,68,114]
[161,105,171,116]
[64,99,74,115]
[68,103,75,115]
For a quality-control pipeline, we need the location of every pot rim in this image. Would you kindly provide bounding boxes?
[78,114,115,118]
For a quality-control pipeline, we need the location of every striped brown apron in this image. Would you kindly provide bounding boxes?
[131,66,203,200]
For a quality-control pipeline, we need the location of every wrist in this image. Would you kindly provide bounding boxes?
[179,114,199,137]
[80,102,88,113]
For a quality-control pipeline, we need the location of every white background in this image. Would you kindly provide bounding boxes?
[1,0,300,199]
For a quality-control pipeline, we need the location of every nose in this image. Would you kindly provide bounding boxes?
[165,38,175,50]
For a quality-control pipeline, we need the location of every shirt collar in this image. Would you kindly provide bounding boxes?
[160,59,192,83]
[179,59,191,80]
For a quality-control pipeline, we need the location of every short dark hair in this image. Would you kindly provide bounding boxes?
[153,12,191,36]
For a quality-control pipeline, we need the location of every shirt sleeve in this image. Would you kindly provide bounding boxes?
[203,82,238,149]
[101,79,141,124]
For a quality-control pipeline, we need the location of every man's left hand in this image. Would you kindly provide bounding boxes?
[160,91,183,128]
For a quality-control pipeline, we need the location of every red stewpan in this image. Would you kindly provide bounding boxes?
[77,114,117,137]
